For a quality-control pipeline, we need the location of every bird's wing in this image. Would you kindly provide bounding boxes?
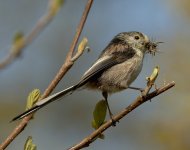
[76,55,119,87]
[76,45,136,88]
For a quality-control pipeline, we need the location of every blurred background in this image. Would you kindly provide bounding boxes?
[0,0,189,149]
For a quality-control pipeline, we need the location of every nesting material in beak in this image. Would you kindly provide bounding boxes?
[146,41,163,56]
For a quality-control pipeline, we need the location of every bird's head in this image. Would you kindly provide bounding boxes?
[112,31,161,55]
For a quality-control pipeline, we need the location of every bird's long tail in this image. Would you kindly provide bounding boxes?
[11,85,77,122]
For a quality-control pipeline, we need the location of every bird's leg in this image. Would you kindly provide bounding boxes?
[128,86,145,98]
[128,86,144,92]
[102,91,116,126]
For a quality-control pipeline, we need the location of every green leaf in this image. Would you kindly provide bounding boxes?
[78,37,88,53]
[24,136,37,150]
[146,66,159,86]
[91,119,98,129]
[56,0,64,6]
[49,0,64,15]
[13,31,24,44]
[91,119,106,140]
[11,31,25,56]
[91,100,107,129]
[26,89,41,111]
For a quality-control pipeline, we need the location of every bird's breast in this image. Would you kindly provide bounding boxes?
[87,55,143,93]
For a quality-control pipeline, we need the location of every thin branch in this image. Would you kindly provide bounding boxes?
[41,0,93,99]
[66,0,93,61]
[0,54,14,69]
[69,81,175,150]
[0,0,93,149]
[0,0,62,70]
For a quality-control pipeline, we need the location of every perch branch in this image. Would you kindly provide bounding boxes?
[69,81,175,150]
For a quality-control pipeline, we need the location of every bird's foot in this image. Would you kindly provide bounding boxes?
[109,115,117,127]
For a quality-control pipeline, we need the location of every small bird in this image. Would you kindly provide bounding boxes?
[12,31,159,122]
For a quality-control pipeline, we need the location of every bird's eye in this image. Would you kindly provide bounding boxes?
[134,35,140,40]
[153,44,157,48]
